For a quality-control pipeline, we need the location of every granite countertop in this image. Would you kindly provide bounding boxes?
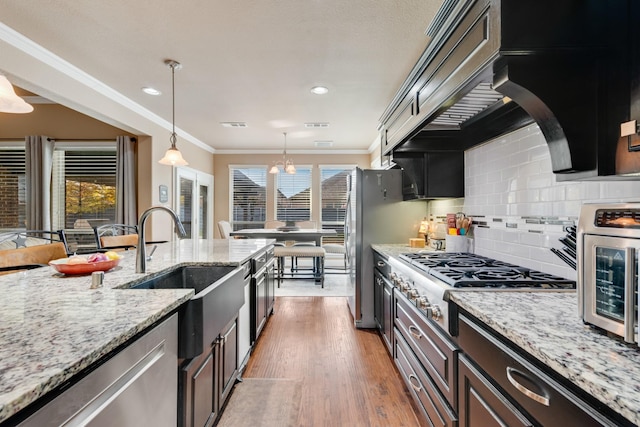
[0,238,272,424]
[448,291,640,426]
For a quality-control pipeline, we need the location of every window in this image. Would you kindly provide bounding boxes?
[0,141,117,251]
[230,166,267,230]
[276,166,311,223]
[52,144,117,250]
[0,146,26,229]
[320,166,352,244]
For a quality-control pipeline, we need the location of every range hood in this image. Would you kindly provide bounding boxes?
[380,0,637,180]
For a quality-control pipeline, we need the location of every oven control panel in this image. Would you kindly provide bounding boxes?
[595,208,640,229]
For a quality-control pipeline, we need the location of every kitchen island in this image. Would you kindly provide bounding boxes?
[0,238,272,425]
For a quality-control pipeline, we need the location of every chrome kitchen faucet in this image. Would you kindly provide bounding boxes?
[136,206,187,273]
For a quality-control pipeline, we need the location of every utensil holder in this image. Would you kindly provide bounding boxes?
[445,235,469,253]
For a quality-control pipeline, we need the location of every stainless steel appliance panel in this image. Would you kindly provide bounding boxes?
[346,168,425,328]
[582,235,638,343]
[578,202,640,343]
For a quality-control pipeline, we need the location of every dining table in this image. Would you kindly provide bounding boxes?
[229,228,336,246]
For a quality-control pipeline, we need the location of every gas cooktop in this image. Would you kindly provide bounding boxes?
[398,252,575,289]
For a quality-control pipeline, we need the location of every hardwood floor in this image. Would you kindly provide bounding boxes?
[242,296,426,426]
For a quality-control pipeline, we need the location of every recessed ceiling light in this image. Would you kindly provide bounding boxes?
[142,87,161,95]
[310,86,329,95]
[220,122,248,128]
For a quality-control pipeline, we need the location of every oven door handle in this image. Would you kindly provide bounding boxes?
[624,247,636,342]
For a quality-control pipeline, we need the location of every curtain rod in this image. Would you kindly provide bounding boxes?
[46,137,137,142]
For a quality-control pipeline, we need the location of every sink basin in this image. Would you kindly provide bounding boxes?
[128,265,245,359]
[129,265,237,293]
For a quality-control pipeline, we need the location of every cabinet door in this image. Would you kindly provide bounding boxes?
[425,151,464,198]
[219,318,238,406]
[382,278,393,355]
[374,270,383,330]
[459,354,533,427]
[254,272,267,339]
[181,347,217,427]
[266,259,276,316]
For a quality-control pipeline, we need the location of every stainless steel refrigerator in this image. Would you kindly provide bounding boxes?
[346,167,426,328]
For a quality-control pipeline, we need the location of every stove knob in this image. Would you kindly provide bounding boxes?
[430,304,442,320]
[417,297,430,310]
[409,289,420,300]
[390,272,397,282]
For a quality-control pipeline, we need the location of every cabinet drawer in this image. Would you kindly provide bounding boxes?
[458,313,620,427]
[395,292,459,408]
[395,330,458,427]
[458,354,533,427]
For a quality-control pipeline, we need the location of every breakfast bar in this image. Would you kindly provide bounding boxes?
[0,238,272,425]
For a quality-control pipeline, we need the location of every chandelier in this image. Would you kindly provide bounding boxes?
[158,59,188,166]
[269,132,295,174]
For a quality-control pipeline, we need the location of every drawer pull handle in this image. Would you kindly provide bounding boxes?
[408,374,422,392]
[506,367,550,406]
[408,325,422,340]
[377,261,386,267]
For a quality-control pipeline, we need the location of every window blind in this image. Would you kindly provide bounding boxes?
[320,167,351,243]
[230,167,267,230]
[276,166,311,222]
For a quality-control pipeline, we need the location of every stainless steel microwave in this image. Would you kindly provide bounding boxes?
[578,203,640,344]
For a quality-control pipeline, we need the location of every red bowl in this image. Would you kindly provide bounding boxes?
[49,257,121,275]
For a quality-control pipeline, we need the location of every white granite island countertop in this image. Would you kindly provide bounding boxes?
[0,238,272,424]
[448,291,640,426]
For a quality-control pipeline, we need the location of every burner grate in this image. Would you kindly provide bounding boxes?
[398,252,575,289]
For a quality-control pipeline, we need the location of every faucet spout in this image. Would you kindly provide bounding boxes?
[136,206,187,273]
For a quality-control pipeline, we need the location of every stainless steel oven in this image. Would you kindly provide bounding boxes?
[578,203,640,343]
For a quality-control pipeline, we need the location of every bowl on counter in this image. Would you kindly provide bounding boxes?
[49,254,121,275]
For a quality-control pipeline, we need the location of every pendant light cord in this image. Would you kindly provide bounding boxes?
[170,62,177,148]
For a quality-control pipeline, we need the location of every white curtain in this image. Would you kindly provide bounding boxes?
[116,136,137,225]
[25,135,53,230]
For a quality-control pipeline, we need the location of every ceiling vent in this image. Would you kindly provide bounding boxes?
[314,140,333,148]
[304,122,329,128]
[220,122,248,128]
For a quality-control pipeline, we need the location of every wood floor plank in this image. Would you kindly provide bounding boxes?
[242,296,426,426]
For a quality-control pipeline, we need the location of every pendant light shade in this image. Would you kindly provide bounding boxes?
[0,75,33,114]
[159,60,188,166]
[269,132,295,174]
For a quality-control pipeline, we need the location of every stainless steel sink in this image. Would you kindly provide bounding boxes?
[127,265,246,359]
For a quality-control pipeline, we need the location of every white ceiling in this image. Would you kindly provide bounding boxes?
[0,1,443,153]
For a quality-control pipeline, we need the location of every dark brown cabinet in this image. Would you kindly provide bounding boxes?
[391,151,464,200]
[180,315,238,427]
[219,318,238,407]
[453,310,627,427]
[373,251,393,354]
[251,247,275,344]
[458,354,533,427]
[393,291,459,425]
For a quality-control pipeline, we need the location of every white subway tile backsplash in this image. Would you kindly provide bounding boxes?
[429,125,640,278]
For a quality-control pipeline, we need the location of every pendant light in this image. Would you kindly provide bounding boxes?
[158,59,188,166]
[269,132,296,174]
[0,74,33,113]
